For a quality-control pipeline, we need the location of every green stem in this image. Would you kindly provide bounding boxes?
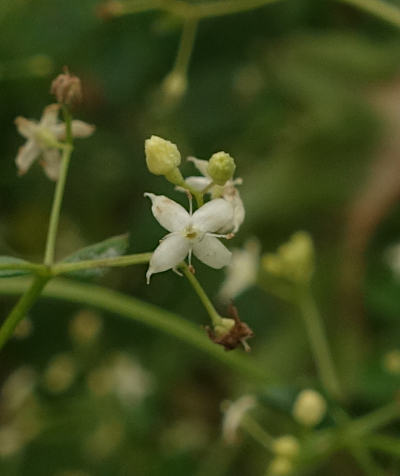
[296,284,342,401]
[241,414,275,450]
[347,402,400,437]
[0,262,46,274]
[0,277,270,383]
[52,252,152,276]
[338,0,400,28]
[365,434,400,458]
[0,276,48,350]
[181,263,223,327]
[44,111,73,267]
[119,0,161,15]
[173,16,198,76]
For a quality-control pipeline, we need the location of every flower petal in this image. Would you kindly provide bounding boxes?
[193,235,232,269]
[192,198,233,233]
[40,104,61,128]
[41,149,62,181]
[146,234,190,283]
[52,120,95,140]
[144,193,190,232]
[187,157,209,177]
[185,176,212,192]
[15,117,37,139]
[221,187,245,233]
[15,140,40,175]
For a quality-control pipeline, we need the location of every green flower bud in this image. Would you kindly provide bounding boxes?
[272,435,300,458]
[267,457,293,476]
[34,127,62,149]
[292,389,326,427]
[207,151,236,185]
[145,135,181,176]
[213,318,235,338]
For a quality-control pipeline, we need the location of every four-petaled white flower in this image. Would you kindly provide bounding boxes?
[145,193,234,283]
[15,104,95,180]
[184,157,245,233]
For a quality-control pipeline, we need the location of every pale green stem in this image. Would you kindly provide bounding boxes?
[296,284,342,401]
[118,0,161,15]
[241,414,275,450]
[173,16,198,76]
[347,402,400,437]
[366,434,400,457]
[338,0,400,28]
[52,252,152,276]
[160,0,286,18]
[0,276,48,350]
[43,143,73,265]
[0,262,46,274]
[181,263,223,327]
[0,277,270,383]
[347,444,386,476]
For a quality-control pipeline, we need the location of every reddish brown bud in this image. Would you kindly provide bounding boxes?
[207,305,254,352]
[50,67,82,105]
[96,1,123,20]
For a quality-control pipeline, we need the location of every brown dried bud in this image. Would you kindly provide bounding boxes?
[50,67,82,105]
[96,1,123,20]
[207,305,253,352]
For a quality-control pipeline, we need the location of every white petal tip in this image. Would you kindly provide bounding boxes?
[144,192,156,200]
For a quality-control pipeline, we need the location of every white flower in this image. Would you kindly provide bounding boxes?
[218,238,260,303]
[15,104,95,180]
[184,157,245,232]
[145,193,234,283]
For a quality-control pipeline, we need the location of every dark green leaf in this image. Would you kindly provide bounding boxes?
[0,256,32,278]
[62,234,129,279]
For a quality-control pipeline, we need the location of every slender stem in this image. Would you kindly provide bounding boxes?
[0,261,46,274]
[52,252,152,276]
[366,434,400,457]
[119,0,161,15]
[44,107,73,267]
[173,16,198,77]
[193,0,286,18]
[0,276,48,350]
[241,415,275,450]
[347,402,400,437]
[346,443,386,476]
[296,284,342,400]
[181,263,223,326]
[338,0,400,29]
[0,277,270,383]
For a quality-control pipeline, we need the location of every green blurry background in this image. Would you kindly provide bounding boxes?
[1,0,400,474]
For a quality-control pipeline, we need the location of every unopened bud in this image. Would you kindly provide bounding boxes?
[145,135,182,177]
[267,457,293,476]
[272,435,300,458]
[162,71,187,101]
[213,318,235,338]
[292,389,326,427]
[207,151,236,185]
[51,68,82,105]
[383,349,400,375]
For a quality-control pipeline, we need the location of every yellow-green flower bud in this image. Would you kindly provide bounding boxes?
[292,389,326,427]
[267,457,293,476]
[207,151,236,185]
[272,435,300,458]
[213,318,235,338]
[145,135,181,176]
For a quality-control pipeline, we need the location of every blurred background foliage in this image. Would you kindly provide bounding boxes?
[1,0,400,474]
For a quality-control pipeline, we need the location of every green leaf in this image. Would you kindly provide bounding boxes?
[0,256,32,278]
[62,234,129,278]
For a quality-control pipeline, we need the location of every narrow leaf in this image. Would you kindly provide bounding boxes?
[0,256,32,278]
[62,234,129,278]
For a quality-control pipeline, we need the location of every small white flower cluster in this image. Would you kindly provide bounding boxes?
[15,104,94,181]
[144,136,245,283]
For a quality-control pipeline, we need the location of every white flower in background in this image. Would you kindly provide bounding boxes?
[145,193,234,283]
[219,238,260,303]
[183,156,245,233]
[15,104,95,180]
[221,395,256,444]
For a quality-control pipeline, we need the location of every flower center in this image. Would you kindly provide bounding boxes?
[183,224,203,242]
